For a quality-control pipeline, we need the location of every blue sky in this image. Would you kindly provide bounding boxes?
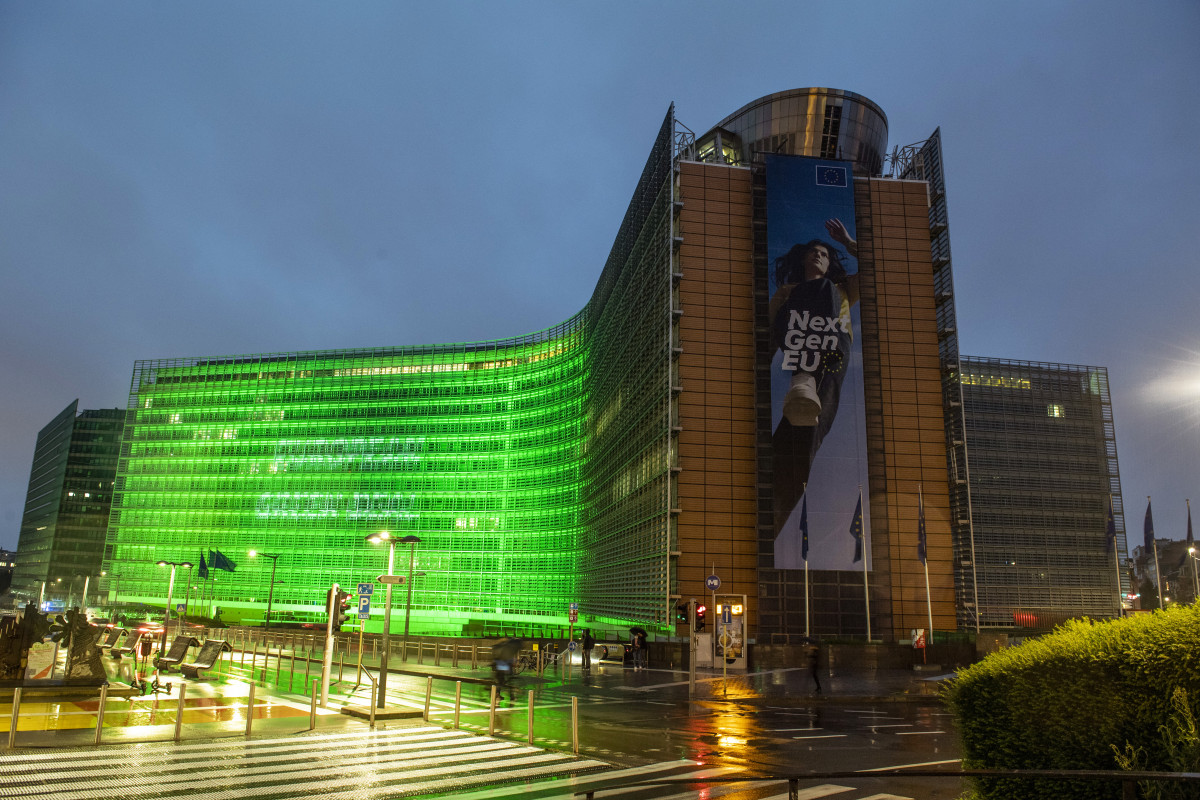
[1,1,1197,551]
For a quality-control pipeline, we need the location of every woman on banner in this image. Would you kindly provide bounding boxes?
[769,217,858,536]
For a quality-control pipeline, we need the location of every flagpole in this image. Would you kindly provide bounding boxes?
[801,485,809,639]
[920,486,932,643]
[859,486,870,641]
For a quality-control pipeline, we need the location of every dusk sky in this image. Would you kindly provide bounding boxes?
[2,2,1197,553]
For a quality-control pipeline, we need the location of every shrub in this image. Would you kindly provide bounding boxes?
[944,604,1200,799]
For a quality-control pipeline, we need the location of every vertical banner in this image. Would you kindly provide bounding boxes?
[765,155,871,570]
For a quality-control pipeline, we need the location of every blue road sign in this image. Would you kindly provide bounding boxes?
[358,595,371,614]
[567,641,578,651]
[705,574,721,591]
[569,602,579,611]
[722,605,732,624]
[358,583,374,596]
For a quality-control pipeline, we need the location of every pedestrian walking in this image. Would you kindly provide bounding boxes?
[801,635,821,694]
[581,629,595,670]
[632,631,647,670]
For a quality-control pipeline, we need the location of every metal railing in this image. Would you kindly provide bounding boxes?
[571,768,1200,800]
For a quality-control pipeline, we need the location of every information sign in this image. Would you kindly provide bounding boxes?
[377,575,406,585]
[705,575,721,591]
[358,595,371,614]
[358,583,374,596]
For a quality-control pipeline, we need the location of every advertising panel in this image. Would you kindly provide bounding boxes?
[765,155,871,571]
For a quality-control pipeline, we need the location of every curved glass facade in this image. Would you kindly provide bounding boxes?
[712,87,888,176]
[105,108,680,633]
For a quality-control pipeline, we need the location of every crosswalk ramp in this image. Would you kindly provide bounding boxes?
[0,723,917,800]
[0,725,608,799]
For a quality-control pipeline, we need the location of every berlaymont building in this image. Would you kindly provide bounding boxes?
[99,88,1128,646]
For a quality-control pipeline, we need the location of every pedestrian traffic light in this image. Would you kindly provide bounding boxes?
[675,602,689,624]
[327,584,353,632]
[695,604,706,631]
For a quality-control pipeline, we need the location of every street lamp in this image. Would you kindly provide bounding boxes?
[249,551,281,628]
[156,560,193,654]
[366,531,420,708]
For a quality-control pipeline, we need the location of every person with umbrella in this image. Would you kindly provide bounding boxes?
[581,629,595,670]
[629,626,647,671]
[491,638,522,700]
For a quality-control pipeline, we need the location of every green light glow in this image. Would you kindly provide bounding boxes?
[106,329,589,630]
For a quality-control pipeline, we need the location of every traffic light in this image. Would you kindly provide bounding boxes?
[695,604,706,631]
[675,602,689,624]
[327,584,353,632]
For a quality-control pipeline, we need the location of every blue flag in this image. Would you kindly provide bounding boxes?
[917,491,927,565]
[850,495,864,563]
[1144,499,1155,552]
[209,549,237,572]
[800,496,809,562]
[198,553,209,579]
[1105,497,1117,553]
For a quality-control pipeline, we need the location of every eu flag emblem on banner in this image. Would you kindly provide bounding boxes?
[198,553,209,579]
[1144,499,1155,551]
[800,495,809,562]
[850,495,864,563]
[917,492,927,565]
[815,165,847,187]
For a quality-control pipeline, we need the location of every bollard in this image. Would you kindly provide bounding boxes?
[488,685,497,736]
[471,644,477,670]
[435,642,442,667]
[309,679,318,730]
[571,696,579,755]
[276,648,283,685]
[424,676,433,721]
[305,646,312,685]
[94,684,108,745]
[240,638,247,666]
[453,681,462,729]
[289,652,297,691]
[452,644,459,668]
[8,688,21,749]
[246,683,256,739]
[174,683,187,742]
[527,690,535,745]
[417,639,424,665]
[338,652,345,683]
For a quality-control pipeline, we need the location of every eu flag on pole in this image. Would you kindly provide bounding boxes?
[1144,499,1155,552]
[198,553,209,579]
[801,494,811,563]
[850,495,864,563]
[917,492,927,565]
[209,549,237,572]
[1105,497,1117,552]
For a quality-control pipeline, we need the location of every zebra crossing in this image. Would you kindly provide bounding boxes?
[0,723,918,800]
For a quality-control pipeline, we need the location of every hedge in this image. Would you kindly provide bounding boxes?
[944,604,1200,799]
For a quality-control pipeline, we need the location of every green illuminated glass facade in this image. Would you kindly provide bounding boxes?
[104,110,680,633]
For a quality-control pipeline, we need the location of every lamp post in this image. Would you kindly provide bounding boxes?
[156,560,193,654]
[366,532,420,709]
[249,551,281,628]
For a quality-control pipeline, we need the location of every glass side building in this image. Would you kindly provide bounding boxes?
[11,400,124,610]
[959,357,1127,627]
[103,88,1125,642]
